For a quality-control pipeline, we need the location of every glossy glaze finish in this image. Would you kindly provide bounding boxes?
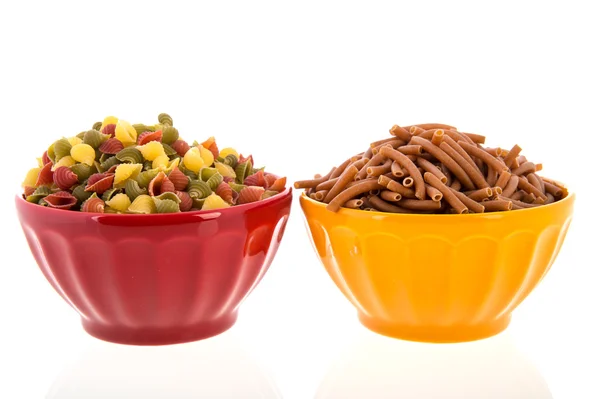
[300,192,574,343]
[16,188,292,345]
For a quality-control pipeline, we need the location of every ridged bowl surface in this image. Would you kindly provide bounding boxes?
[300,191,574,342]
[16,188,292,345]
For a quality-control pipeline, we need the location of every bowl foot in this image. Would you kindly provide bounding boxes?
[358,313,511,343]
[82,312,237,346]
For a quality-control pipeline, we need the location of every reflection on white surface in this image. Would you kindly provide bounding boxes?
[316,330,552,399]
[46,330,281,399]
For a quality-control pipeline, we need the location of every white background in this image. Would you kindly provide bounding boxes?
[1,1,599,398]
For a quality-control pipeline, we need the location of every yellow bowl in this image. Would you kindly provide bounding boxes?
[300,191,575,343]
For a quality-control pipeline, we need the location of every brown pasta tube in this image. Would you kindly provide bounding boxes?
[424,172,468,214]
[352,158,369,171]
[442,129,475,145]
[391,161,405,177]
[486,167,498,187]
[426,185,443,201]
[418,129,436,140]
[397,145,423,155]
[409,126,426,136]
[431,129,444,146]
[371,137,402,148]
[326,179,382,212]
[440,135,479,172]
[398,199,442,211]
[522,192,536,203]
[324,165,360,203]
[543,181,564,199]
[458,141,509,173]
[314,190,328,201]
[372,139,405,154]
[513,161,536,176]
[344,199,363,209]
[467,187,493,201]
[378,175,417,198]
[544,193,555,205]
[517,155,528,165]
[413,123,457,130]
[440,164,452,185]
[389,125,412,142]
[369,189,381,196]
[533,196,546,205]
[380,146,427,200]
[380,190,402,202]
[410,136,476,190]
[403,177,414,188]
[510,191,525,201]
[331,157,355,179]
[368,195,412,213]
[316,177,339,191]
[362,146,373,159]
[496,171,512,190]
[439,141,488,189]
[360,196,372,208]
[450,179,462,191]
[367,159,393,178]
[449,187,485,213]
[294,167,336,189]
[481,199,513,212]
[503,175,520,197]
[484,147,502,157]
[517,176,547,201]
[357,152,386,180]
[416,157,448,184]
[462,133,486,144]
[309,193,317,200]
[493,186,503,196]
[503,144,522,169]
[527,173,543,193]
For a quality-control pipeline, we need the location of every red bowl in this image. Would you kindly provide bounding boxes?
[15,188,292,345]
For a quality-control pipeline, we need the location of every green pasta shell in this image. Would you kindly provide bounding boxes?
[92,121,102,131]
[83,129,110,149]
[235,161,252,184]
[76,131,86,139]
[102,187,122,202]
[100,155,120,172]
[99,153,111,163]
[180,165,198,180]
[229,182,246,193]
[72,184,92,205]
[70,163,94,182]
[133,124,156,135]
[54,138,72,162]
[135,169,159,188]
[153,198,180,213]
[157,113,173,127]
[95,148,103,162]
[47,143,56,163]
[26,186,52,203]
[223,154,238,167]
[206,172,223,190]
[162,126,179,145]
[262,190,279,200]
[188,179,213,199]
[125,179,148,201]
[154,192,181,203]
[192,197,205,209]
[116,147,144,164]
[161,143,177,156]
[200,167,219,181]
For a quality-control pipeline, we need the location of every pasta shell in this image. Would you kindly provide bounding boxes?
[101,187,122,202]
[23,186,36,197]
[200,167,218,181]
[152,154,170,170]
[54,138,72,162]
[180,165,198,180]
[47,143,56,163]
[116,147,144,164]
[85,173,115,195]
[81,194,105,213]
[70,143,96,166]
[99,155,120,172]
[101,123,116,137]
[175,191,193,212]
[105,193,131,212]
[215,162,236,178]
[68,136,83,147]
[262,190,280,200]
[228,182,246,193]
[201,193,231,210]
[201,137,219,158]
[22,167,41,188]
[42,151,52,165]
[92,121,102,131]
[99,138,124,154]
[215,182,234,204]
[148,171,175,196]
[101,116,118,130]
[168,167,189,191]
[83,130,110,149]
[206,172,223,190]
[137,130,164,145]
[188,179,212,199]
[161,143,177,156]
[135,169,160,188]
[238,154,253,166]
[219,147,239,159]
[264,173,277,188]
[138,141,166,161]
[235,161,252,184]
[69,163,93,182]
[171,139,190,157]
[269,176,287,192]
[162,126,179,144]
[53,166,79,190]
[125,179,148,201]
[26,186,51,203]
[105,165,118,174]
[198,146,215,167]
[36,162,54,186]
[43,191,78,210]
[132,124,155,135]
[153,198,180,213]
[72,184,92,205]
[115,120,138,145]
[244,170,267,188]
[223,154,238,168]
[127,194,157,214]
[52,155,76,170]
[154,192,180,203]
[238,186,265,204]
[158,113,173,126]
[114,163,143,185]
[183,147,204,173]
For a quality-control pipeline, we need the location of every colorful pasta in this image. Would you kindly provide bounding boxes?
[43,191,78,210]
[26,186,51,203]
[104,193,131,212]
[154,198,180,213]
[161,126,179,145]
[188,179,213,199]
[127,194,157,214]
[35,162,54,187]
[54,166,79,190]
[148,172,175,196]
[98,138,124,155]
[54,138,72,162]
[83,130,110,149]
[80,193,106,213]
[138,141,166,161]
[137,130,163,146]
[125,179,148,201]
[116,147,144,164]
[158,113,173,127]
[115,119,137,145]
[201,193,231,210]
[171,139,190,157]
[114,163,143,185]
[85,173,115,195]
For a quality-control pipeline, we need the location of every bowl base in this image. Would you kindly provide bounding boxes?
[82,312,237,346]
[358,313,511,343]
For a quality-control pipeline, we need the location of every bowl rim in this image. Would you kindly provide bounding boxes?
[16,186,292,218]
[299,189,574,218]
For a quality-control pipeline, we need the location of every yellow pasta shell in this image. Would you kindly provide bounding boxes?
[138,141,166,161]
[105,193,131,212]
[101,116,119,130]
[114,163,143,185]
[201,193,231,210]
[219,147,239,158]
[68,136,83,146]
[22,167,41,188]
[52,155,76,170]
[115,119,138,145]
[152,154,170,170]
[183,147,204,173]
[199,146,215,166]
[70,143,96,166]
[165,157,180,174]
[128,194,157,214]
[215,162,236,178]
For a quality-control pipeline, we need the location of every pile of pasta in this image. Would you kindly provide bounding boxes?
[22,113,287,213]
[295,123,566,214]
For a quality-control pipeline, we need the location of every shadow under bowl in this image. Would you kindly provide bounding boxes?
[16,188,292,345]
[300,191,574,343]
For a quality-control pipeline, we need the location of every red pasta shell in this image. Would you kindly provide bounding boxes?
[206,142,219,158]
[176,190,193,212]
[36,162,54,186]
[44,191,77,210]
[264,173,277,188]
[171,139,190,157]
[268,176,287,192]
[168,167,189,191]
[24,186,36,196]
[81,197,105,213]
[42,151,52,165]
[137,130,163,145]
[102,123,116,137]
[85,173,115,194]
[53,166,79,190]
[99,138,124,154]
[215,182,234,204]
[148,172,175,196]
[244,170,267,188]
[238,154,253,166]
[238,186,265,204]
